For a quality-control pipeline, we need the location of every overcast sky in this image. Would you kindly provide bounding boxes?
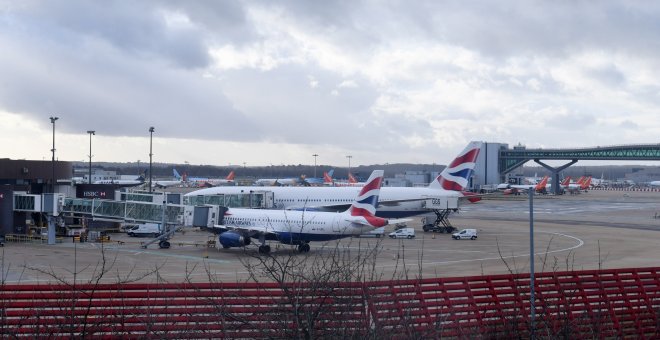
[1,1,659,167]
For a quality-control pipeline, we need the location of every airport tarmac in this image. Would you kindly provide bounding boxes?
[0,190,658,284]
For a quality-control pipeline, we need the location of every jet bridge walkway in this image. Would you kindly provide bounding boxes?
[11,191,274,248]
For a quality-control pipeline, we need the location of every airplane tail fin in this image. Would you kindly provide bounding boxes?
[323,171,334,185]
[173,169,181,179]
[347,170,387,227]
[348,173,358,184]
[430,141,482,191]
[535,176,549,191]
[581,176,592,189]
[182,172,188,182]
[226,171,235,181]
[561,176,571,186]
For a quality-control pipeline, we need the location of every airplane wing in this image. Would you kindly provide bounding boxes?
[212,224,278,238]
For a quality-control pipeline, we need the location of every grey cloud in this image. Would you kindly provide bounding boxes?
[0,32,259,140]
[619,120,638,130]
[11,1,211,69]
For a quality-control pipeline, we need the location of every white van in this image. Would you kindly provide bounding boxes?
[452,228,478,240]
[356,227,385,238]
[388,228,415,239]
[127,223,162,237]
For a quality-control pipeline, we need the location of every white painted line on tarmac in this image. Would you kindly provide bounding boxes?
[376,231,584,268]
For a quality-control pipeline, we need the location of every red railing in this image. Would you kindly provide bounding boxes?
[1,267,658,338]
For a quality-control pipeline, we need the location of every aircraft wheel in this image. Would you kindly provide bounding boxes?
[298,244,310,253]
[158,241,171,249]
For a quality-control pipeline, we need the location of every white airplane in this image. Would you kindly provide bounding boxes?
[154,169,184,188]
[182,170,236,187]
[94,176,145,187]
[498,175,550,195]
[332,173,366,187]
[649,181,660,186]
[214,170,404,254]
[254,176,303,186]
[185,141,483,219]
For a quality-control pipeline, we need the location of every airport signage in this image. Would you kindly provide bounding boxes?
[423,196,459,210]
[76,184,116,200]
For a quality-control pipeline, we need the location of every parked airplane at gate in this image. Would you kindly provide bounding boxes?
[214,170,405,254]
[185,141,483,218]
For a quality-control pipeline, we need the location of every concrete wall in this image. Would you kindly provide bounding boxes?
[472,142,508,187]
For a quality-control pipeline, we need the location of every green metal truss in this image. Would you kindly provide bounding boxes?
[499,144,660,174]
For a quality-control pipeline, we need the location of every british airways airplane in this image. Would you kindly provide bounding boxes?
[215,170,400,254]
[185,141,483,219]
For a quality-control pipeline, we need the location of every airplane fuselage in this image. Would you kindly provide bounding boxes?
[220,208,374,243]
[186,186,462,218]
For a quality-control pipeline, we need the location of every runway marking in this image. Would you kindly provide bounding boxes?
[376,231,584,268]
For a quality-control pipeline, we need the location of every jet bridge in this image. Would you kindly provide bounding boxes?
[10,190,274,248]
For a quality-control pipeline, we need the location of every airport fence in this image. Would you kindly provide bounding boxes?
[0,267,658,338]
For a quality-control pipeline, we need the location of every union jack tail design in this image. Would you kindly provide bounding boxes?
[431,141,482,191]
[348,170,387,227]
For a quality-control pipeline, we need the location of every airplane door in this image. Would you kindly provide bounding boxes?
[332,214,341,233]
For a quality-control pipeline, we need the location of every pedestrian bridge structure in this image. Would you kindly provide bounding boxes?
[498,143,660,194]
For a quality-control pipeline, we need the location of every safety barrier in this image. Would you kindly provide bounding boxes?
[0,267,658,338]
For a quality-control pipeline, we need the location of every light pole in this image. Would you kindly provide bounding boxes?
[49,116,59,193]
[87,130,95,184]
[149,127,154,193]
[312,154,318,178]
[346,155,352,179]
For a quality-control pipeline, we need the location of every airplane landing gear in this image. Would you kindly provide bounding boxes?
[297,243,310,253]
[258,245,271,254]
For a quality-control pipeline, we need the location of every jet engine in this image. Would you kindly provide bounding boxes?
[219,231,251,248]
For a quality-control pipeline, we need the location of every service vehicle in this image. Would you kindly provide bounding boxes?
[126,223,162,237]
[388,228,416,239]
[355,227,385,238]
[452,228,478,240]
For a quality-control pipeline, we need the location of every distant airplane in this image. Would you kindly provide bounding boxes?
[650,181,660,186]
[186,141,483,218]
[301,170,334,186]
[329,172,366,187]
[154,169,183,188]
[214,170,407,254]
[254,176,303,186]
[94,175,145,187]
[500,175,549,195]
[181,170,235,187]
